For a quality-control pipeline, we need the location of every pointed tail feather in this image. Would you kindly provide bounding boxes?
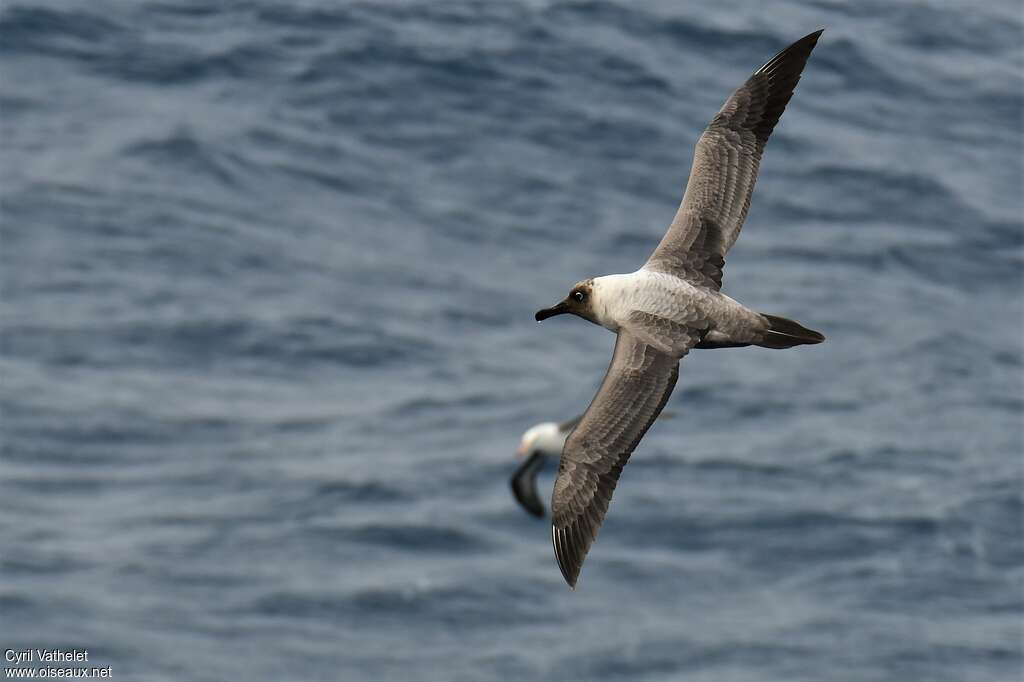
[757,314,825,349]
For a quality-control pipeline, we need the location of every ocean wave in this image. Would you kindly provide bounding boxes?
[307,522,488,553]
[1,315,438,371]
[249,580,542,627]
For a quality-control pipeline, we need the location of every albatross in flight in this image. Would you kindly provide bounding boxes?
[511,412,674,517]
[510,416,580,518]
[534,30,826,588]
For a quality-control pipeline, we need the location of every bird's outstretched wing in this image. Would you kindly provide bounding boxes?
[551,331,686,588]
[645,29,823,290]
[510,452,547,517]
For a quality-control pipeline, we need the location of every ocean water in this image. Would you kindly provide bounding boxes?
[1,1,1021,680]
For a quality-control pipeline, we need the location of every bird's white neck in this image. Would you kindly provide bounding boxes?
[589,274,633,331]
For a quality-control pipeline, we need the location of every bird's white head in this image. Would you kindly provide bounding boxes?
[516,421,564,459]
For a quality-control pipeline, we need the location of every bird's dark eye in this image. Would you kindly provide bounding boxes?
[573,290,585,303]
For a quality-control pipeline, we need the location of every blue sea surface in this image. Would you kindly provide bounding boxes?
[1,1,1022,680]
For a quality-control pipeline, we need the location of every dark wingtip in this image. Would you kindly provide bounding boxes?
[510,452,547,517]
[795,28,825,50]
[740,29,825,147]
[757,28,824,78]
[805,29,825,51]
[552,525,581,589]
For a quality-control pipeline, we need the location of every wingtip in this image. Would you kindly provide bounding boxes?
[801,28,825,43]
[511,452,547,517]
[795,28,825,50]
[562,559,579,589]
[756,29,825,79]
[552,524,582,589]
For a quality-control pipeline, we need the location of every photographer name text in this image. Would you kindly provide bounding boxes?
[5,651,90,665]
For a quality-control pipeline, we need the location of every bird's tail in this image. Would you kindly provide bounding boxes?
[756,314,825,349]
